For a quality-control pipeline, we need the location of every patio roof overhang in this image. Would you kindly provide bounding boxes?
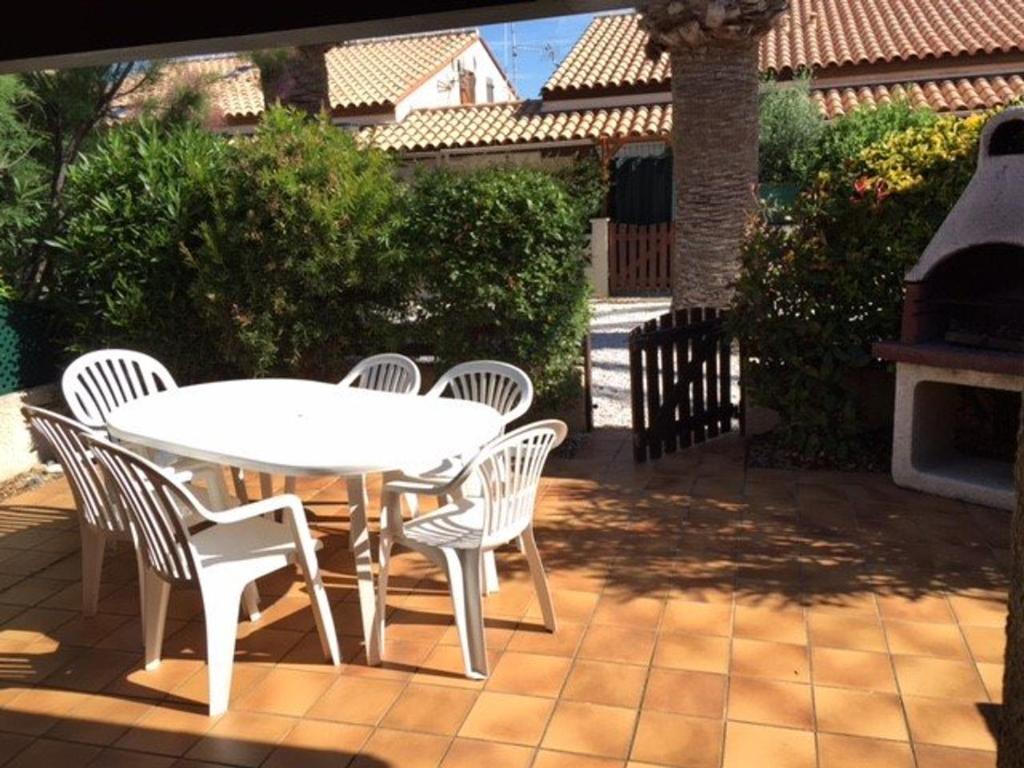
[0,1,626,74]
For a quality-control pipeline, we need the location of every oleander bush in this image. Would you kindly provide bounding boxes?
[51,118,227,381]
[732,106,988,463]
[187,107,410,379]
[404,166,591,412]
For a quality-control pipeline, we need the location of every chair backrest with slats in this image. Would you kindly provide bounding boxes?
[428,361,533,427]
[22,406,129,536]
[62,350,177,430]
[85,434,200,585]
[470,419,566,548]
[338,353,421,395]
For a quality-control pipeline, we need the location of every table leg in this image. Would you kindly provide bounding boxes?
[346,474,380,665]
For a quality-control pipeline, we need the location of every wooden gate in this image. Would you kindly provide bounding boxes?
[609,222,672,295]
[628,307,742,462]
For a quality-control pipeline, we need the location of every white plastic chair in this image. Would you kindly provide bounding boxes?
[338,353,421,395]
[62,349,247,505]
[378,419,565,679]
[22,406,137,616]
[23,406,264,625]
[386,360,534,591]
[85,433,340,716]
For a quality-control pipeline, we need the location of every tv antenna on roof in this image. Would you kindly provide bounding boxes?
[502,23,562,95]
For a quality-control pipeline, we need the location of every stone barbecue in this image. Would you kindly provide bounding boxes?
[875,107,1024,510]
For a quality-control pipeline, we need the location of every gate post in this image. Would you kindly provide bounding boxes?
[588,217,610,298]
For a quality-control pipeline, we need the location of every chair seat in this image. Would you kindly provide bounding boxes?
[192,518,321,579]
[400,501,486,549]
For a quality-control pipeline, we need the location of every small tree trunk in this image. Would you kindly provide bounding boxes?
[1001,390,1024,766]
[669,40,759,309]
[261,44,330,116]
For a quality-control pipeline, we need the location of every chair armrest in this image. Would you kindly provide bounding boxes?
[201,493,305,524]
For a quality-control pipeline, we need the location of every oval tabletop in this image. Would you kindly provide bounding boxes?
[106,379,504,476]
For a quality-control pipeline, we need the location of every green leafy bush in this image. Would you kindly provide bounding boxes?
[732,108,987,462]
[52,118,227,380]
[758,77,824,184]
[404,166,591,412]
[187,107,409,379]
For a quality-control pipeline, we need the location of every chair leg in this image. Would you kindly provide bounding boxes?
[201,584,242,717]
[142,568,172,670]
[482,551,500,595]
[80,527,106,616]
[242,582,261,622]
[521,526,557,632]
[292,537,340,666]
[231,468,249,504]
[377,533,393,652]
[442,548,488,679]
[403,493,419,518]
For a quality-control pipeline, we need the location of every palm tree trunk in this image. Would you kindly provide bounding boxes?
[1001,391,1024,766]
[669,39,759,309]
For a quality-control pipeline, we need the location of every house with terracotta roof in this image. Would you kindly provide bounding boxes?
[116,29,515,130]
[365,0,1024,158]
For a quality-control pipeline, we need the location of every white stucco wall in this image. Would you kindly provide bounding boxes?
[395,39,515,122]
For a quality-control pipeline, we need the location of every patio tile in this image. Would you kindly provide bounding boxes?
[485,652,572,698]
[459,691,554,746]
[891,655,988,700]
[813,686,908,741]
[960,625,1005,663]
[807,613,887,652]
[352,728,450,768]
[381,683,478,735]
[642,668,725,719]
[0,733,33,766]
[816,733,913,768]
[508,621,586,657]
[591,596,664,630]
[877,595,954,624]
[533,750,626,767]
[562,659,647,709]
[46,691,152,745]
[631,710,723,768]
[170,663,270,709]
[730,639,808,683]
[85,748,177,768]
[652,632,729,674]
[232,667,337,717]
[579,625,657,666]
[541,700,637,759]
[4,737,103,768]
[660,601,732,637]
[726,676,813,730]
[185,710,295,767]
[733,606,806,645]
[810,648,897,692]
[305,675,404,725]
[412,645,498,689]
[440,738,533,768]
[527,590,600,623]
[914,744,998,768]
[261,720,371,768]
[884,620,969,659]
[902,697,998,751]
[114,703,214,757]
[948,595,1006,627]
[0,686,84,735]
[976,662,1003,702]
[721,722,815,768]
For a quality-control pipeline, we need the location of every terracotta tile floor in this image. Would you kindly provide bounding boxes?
[0,429,1008,767]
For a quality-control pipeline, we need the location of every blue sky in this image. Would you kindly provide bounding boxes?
[479,13,598,99]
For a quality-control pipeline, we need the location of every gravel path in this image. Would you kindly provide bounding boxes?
[589,297,670,428]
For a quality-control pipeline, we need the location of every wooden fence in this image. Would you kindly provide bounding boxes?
[628,307,741,462]
[609,222,672,295]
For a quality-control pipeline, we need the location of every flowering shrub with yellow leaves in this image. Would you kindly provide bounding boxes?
[731,105,991,464]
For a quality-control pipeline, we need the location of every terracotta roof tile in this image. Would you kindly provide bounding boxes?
[364,74,1024,152]
[362,100,673,151]
[812,74,1024,118]
[325,30,477,109]
[114,56,264,120]
[544,3,1024,94]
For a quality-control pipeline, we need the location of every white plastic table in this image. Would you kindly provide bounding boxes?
[106,378,503,664]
